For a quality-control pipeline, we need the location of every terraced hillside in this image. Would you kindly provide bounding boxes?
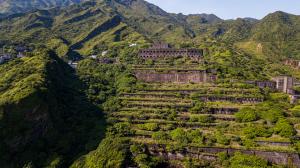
[107,61,300,167]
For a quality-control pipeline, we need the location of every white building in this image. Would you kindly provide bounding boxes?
[102,51,108,57]
[129,43,137,47]
[90,55,97,59]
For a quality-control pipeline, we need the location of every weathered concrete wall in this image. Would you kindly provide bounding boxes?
[200,96,263,104]
[134,70,216,83]
[256,141,291,147]
[147,145,300,167]
[208,107,239,115]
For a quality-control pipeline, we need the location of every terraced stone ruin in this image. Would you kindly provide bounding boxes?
[139,42,203,62]
[107,44,300,167]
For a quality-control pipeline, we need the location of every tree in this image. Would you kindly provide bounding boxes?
[190,101,207,113]
[108,122,135,136]
[217,152,229,165]
[242,139,258,149]
[216,131,230,145]
[138,123,159,131]
[243,124,272,139]
[187,129,204,144]
[70,136,129,168]
[274,118,296,138]
[103,97,121,113]
[170,128,188,145]
[290,105,300,117]
[235,107,258,122]
[152,131,169,142]
[134,154,165,168]
[228,152,269,168]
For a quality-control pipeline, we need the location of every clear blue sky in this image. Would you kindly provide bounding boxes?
[146,0,300,19]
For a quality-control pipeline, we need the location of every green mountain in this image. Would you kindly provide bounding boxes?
[0,50,104,167]
[0,0,85,15]
[235,11,300,60]
[1,0,300,168]
[1,0,299,61]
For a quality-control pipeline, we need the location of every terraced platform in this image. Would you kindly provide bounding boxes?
[110,81,300,167]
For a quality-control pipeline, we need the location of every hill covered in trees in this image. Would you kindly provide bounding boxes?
[1,0,300,61]
[0,0,86,15]
[0,50,106,167]
[1,0,300,167]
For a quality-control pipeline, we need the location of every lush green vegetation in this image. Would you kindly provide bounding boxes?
[1,0,300,167]
[70,135,130,168]
[218,152,272,168]
[0,50,106,168]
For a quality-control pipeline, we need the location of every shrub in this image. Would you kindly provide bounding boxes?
[274,119,296,138]
[189,116,199,122]
[269,93,290,103]
[235,107,258,122]
[152,131,169,142]
[187,129,204,144]
[130,144,145,156]
[190,115,215,123]
[163,124,175,131]
[134,154,165,168]
[170,128,188,145]
[70,136,129,168]
[138,123,159,131]
[290,105,300,117]
[145,59,154,66]
[205,134,217,146]
[166,109,177,121]
[216,131,230,145]
[231,136,241,143]
[108,122,135,136]
[116,73,137,93]
[228,152,269,168]
[243,124,272,139]
[103,97,121,113]
[217,152,229,163]
[258,105,284,123]
[294,141,300,152]
[198,115,215,123]
[242,139,257,149]
[190,101,207,113]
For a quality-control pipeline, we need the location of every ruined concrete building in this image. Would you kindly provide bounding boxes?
[246,81,276,89]
[134,69,217,84]
[272,76,294,94]
[138,42,203,61]
[0,48,12,64]
[284,59,300,69]
[247,77,295,94]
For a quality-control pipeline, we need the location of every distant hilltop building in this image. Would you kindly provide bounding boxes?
[0,54,12,64]
[0,47,12,64]
[138,42,203,61]
[284,59,300,69]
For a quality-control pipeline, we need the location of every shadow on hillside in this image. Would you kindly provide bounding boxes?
[0,51,108,168]
[47,52,108,167]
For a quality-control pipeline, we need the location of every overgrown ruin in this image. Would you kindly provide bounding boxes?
[138,42,203,62]
[134,69,217,83]
[108,43,300,167]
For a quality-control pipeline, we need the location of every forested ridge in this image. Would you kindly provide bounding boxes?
[1,0,300,167]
